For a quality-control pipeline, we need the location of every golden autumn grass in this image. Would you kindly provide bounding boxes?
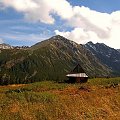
[0,78,120,120]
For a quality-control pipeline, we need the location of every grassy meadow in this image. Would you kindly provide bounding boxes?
[0,78,120,120]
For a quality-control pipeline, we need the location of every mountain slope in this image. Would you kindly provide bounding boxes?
[0,36,111,84]
[117,49,120,52]
[85,42,120,76]
[30,35,111,76]
[0,43,13,49]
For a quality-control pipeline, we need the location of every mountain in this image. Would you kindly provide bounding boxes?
[0,36,112,84]
[30,35,111,76]
[117,49,120,52]
[0,43,13,49]
[85,41,120,76]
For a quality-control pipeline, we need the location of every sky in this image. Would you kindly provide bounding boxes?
[0,0,120,48]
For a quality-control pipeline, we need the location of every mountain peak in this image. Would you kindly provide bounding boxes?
[49,35,68,41]
[31,35,80,51]
[85,41,114,51]
[85,41,120,75]
[86,41,94,45]
[53,35,62,37]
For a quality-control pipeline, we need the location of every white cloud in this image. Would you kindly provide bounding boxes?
[1,0,120,48]
[0,0,73,24]
[1,0,37,11]
[55,28,102,44]
[55,6,120,48]
[69,6,112,39]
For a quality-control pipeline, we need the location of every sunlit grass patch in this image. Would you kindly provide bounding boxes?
[0,78,120,120]
[88,77,120,86]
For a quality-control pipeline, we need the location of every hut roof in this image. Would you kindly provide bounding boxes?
[66,64,88,78]
[71,64,85,73]
[66,73,88,77]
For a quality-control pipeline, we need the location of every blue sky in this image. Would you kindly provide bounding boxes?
[0,0,120,48]
[70,0,120,13]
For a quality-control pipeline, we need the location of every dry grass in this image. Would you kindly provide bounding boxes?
[0,78,120,120]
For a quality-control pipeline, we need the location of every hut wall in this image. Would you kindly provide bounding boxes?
[68,77,88,83]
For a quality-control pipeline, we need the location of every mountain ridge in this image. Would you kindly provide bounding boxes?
[0,43,14,49]
[85,41,120,76]
[117,49,120,52]
[0,35,112,84]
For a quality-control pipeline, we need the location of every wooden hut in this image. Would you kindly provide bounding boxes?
[66,64,88,83]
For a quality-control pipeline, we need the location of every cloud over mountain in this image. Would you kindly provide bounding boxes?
[68,6,111,39]
[0,0,120,48]
[55,6,120,48]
